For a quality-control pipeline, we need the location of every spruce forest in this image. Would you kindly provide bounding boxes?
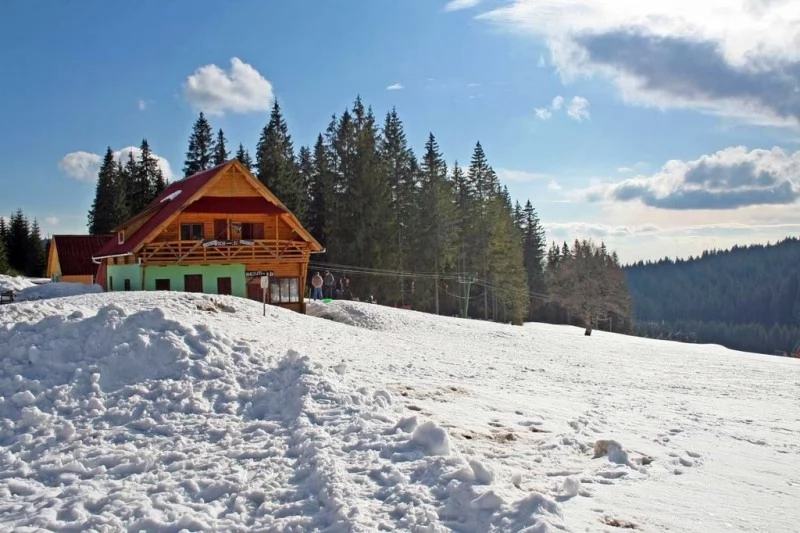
[626,238,800,356]
[85,96,632,329]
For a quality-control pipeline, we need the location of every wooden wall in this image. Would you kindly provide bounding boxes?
[154,214,297,243]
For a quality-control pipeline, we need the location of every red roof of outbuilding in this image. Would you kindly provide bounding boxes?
[92,162,229,259]
[53,234,113,276]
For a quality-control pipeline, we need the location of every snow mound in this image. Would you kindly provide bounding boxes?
[0,294,570,532]
[0,274,35,292]
[13,281,103,302]
[306,299,508,336]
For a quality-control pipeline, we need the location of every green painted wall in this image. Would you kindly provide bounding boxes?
[107,264,142,291]
[144,264,246,297]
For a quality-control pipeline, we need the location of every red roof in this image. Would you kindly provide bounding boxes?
[183,196,286,215]
[52,234,113,276]
[93,162,229,259]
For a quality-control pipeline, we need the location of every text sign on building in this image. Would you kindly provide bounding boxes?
[246,270,274,277]
[202,239,255,248]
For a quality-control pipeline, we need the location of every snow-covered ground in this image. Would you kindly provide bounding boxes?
[0,290,798,532]
[0,274,102,302]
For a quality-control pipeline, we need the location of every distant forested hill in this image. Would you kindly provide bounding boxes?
[624,237,800,356]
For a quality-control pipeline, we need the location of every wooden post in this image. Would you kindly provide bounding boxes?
[260,275,270,316]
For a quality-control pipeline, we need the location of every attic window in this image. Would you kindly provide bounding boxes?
[118,230,125,245]
[161,189,182,203]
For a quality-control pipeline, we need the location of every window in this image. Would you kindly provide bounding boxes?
[181,223,204,241]
[155,279,171,291]
[118,231,125,245]
[241,222,264,240]
[269,277,300,303]
[124,279,131,291]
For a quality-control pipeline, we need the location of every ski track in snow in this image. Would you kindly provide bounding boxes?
[0,288,798,532]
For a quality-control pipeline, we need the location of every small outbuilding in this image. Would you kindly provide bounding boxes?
[46,234,112,284]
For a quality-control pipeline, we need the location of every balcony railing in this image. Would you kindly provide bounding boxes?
[140,239,310,264]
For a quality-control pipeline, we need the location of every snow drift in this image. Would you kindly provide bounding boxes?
[0,291,798,532]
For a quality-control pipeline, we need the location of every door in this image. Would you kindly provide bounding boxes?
[217,277,232,295]
[247,283,264,302]
[214,219,228,240]
[155,279,171,291]
[184,274,203,293]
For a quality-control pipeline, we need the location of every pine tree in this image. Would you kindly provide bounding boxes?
[297,145,314,226]
[338,96,396,301]
[115,160,131,222]
[235,143,254,172]
[256,100,306,220]
[7,209,30,274]
[380,108,419,303]
[466,141,495,319]
[213,129,229,166]
[522,200,547,319]
[0,218,9,274]
[136,139,161,208]
[307,134,333,250]
[88,147,123,235]
[486,195,529,324]
[183,111,215,177]
[416,133,458,314]
[27,220,46,277]
[123,151,140,215]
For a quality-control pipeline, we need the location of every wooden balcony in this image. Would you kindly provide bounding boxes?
[140,239,310,265]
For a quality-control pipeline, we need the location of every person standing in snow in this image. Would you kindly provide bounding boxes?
[343,274,351,300]
[323,270,334,299]
[311,272,324,300]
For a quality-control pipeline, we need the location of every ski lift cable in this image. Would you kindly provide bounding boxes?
[309,261,552,302]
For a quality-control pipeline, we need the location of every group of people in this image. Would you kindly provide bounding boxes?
[310,270,352,301]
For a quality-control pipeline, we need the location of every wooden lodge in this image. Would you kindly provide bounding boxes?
[46,234,112,284]
[91,159,325,313]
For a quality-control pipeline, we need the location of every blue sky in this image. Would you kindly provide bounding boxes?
[1,0,799,262]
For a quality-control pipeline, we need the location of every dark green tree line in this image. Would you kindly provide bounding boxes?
[625,237,800,355]
[0,209,46,277]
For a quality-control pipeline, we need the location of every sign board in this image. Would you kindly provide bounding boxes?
[202,239,255,248]
[246,270,274,277]
[260,275,270,289]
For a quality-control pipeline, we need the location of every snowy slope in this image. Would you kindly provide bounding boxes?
[0,293,798,532]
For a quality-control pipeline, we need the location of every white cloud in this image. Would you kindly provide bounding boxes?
[477,0,800,126]
[617,167,634,174]
[567,96,591,121]
[537,54,546,67]
[547,180,562,191]
[58,151,102,182]
[534,94,589,121]
[184,57,274,116]
[59,147,174,182]
[444,0,481,12]
[137,99,147,111]
[44,216,59,227]
[581,146,800,210]
[386,83,404,90]
[497,168,552,182]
